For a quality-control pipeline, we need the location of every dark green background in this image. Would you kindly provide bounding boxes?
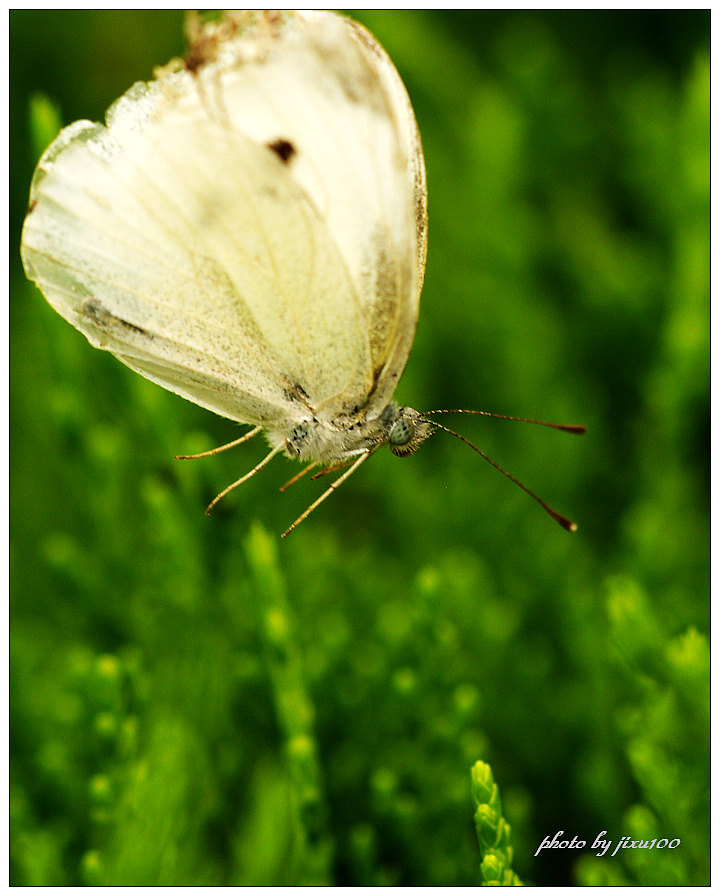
[10,10,709,886]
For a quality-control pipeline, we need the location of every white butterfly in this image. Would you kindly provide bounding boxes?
[21,10,583,535]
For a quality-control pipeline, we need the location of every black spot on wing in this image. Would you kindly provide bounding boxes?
[282,381,314,411]
[267,138,296,164]
[82,297,149,338]
[293,382,310,401]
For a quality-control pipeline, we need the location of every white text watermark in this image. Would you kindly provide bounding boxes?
[534,830,681,858]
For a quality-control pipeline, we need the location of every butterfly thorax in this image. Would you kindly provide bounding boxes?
[266,402,433,464]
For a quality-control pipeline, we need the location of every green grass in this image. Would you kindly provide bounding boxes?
[10,10,709,886]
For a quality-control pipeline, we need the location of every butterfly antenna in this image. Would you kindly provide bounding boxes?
[428,420,579,532]
[425,409,586,435]
[282,450,372,537]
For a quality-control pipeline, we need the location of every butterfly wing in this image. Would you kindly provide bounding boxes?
[21,11,427,426]
[213,10,429,418]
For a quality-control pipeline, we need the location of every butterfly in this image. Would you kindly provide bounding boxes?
[21,10,584,536]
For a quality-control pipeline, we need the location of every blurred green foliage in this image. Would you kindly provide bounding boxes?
[10,10,709,886]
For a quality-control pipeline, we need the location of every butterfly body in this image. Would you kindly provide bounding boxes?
[263,401,433,464]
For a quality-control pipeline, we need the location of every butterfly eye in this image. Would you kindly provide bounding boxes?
[389,417,414,447]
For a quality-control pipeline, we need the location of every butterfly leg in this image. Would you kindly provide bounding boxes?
[206,440,286,514]
[310,458,355,481]
[279,462,319,493]
[176,425,262,460]
[281,450,373,537]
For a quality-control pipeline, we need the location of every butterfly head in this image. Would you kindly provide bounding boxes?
[382,404,434,457]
